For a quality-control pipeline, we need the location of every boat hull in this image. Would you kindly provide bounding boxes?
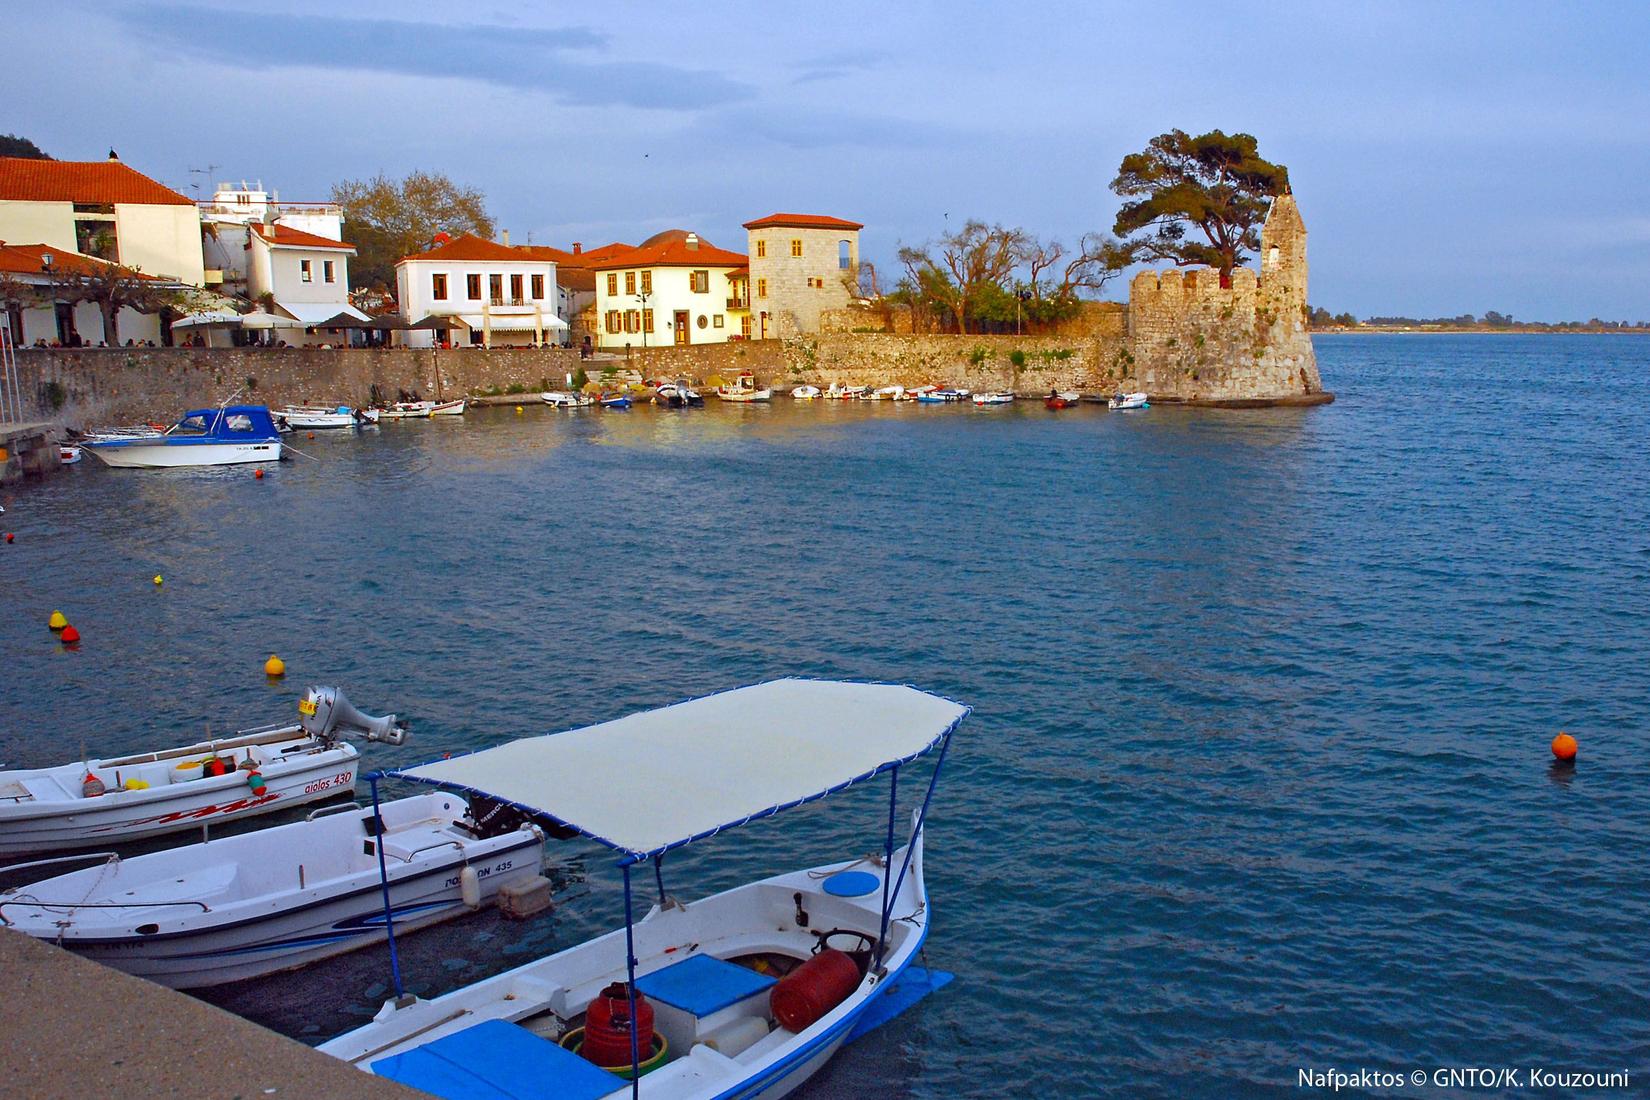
[2,799,545,988]
[321,832,932,1100]
[86,439,282,468]
[0,739,359,857]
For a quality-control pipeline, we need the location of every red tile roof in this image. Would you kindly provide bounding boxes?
[556,267,596,292]
[0,242,162,279]
[569,242,633,265]
[252,223,356,252]
[742,213,863,231]
[401,233,546,263]
[0,158,194,206]
[591,234,747,270]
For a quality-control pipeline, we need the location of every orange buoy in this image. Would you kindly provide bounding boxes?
[307,431,315,440]
[254,468,265,479]
[1551,732,1578,762]
[60,624,81,644]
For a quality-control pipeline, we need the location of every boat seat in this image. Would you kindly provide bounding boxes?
[371,1019,622,1100]
[637,953,777,1017]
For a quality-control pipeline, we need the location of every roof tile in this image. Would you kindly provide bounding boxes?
[0,158,195,206]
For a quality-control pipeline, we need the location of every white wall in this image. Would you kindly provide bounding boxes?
[115,203,206,286]
[10,302,162,347]
[396,257,558,347]
[593,263,742,349]
[0,200,77,252]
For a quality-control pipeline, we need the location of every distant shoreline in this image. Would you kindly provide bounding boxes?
[1312,327,1650,336]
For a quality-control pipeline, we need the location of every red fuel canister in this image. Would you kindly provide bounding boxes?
[582,982,655,1068]
[770,948,862,1032]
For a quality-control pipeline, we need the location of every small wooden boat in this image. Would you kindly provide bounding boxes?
[59,444,83,465]
[543,391,596,408]
[600,394,632,409]
[971,392,1014,406]
[0,686,405,858]
[716,373,772,402]
[84,406,283,469]
[1107,392,1150,410]
[0,794,545,989]
[790,386,821,400]
[318,679,970,1100]
[1044,392,1080,409]
[868,386,908,401]
[377,399,467,419]
[278,406,375,430]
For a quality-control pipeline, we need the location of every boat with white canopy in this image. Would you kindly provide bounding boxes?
[0,686,405,859]
[0,793,544,988]
[320,678,970,1100]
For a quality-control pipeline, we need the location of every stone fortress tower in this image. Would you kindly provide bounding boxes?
[1120,191,1324,402]
[743,213,863,339]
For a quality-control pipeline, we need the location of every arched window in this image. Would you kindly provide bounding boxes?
[838,240,852,270]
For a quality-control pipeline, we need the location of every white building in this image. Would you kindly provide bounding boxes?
[0,154,205,286]
[394,234,566,348]
[199,180,346,298]
[591,230,749,349]
[0,242,177,347]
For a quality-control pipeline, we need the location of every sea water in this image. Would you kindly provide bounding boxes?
[2,334,1645,1098]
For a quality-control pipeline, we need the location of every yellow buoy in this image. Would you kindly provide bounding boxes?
[49,610,68,631]
[264,654,286,677]
[153,575,164,586]
[515,405,524,413]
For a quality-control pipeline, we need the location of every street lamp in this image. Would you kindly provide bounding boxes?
[638,287,650,350]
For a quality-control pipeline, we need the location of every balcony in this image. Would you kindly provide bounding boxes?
[726,297,749,310]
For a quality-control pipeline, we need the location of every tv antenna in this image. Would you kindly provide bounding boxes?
[188,164,221,197]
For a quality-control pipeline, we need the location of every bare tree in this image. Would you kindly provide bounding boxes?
[1058,232,1136,298]
[41,262,202,345]
[1023,238,1066,301]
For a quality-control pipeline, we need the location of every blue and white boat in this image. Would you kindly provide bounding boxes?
[601,394,633,409]
[319,678,971,1100]
[84,405,283,468]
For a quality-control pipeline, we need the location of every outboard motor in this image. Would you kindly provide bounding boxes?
[299,685,408,745]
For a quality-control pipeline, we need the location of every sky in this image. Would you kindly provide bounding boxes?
[6,1,1649,321]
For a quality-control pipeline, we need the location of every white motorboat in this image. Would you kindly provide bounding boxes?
[654,382,704,408]
[971,392,1014,406]
[84,406,283,469]
[377,399,467,419]
[868,386,908,401]
[1107,392,1150,410]
[790,386,821,400]
[543,391,597,408]
[824,383,868,400]
[0,686,406,858]
[59,444,83,465]
[318,679,970,1100]
[278,405,374,430]
[0,794,545,989]
[716,373,772,402]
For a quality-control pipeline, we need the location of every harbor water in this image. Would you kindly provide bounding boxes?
[2,334,1646,1097]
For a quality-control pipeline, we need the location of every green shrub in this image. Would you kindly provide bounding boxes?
[1009,349,1026,368]
[505,382,528,395]
[42,380,67,410]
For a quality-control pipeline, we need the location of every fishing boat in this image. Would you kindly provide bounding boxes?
[716,374,772,402]
[790,386,821,400]
[543,392,597,408]
[318,678,970,1100]
[654,382,704,409]
[278,406,376,430]
[0,794,545,989]
[971,392,1014,406]
[84,406,283,469]
[600,394,633,409]
[0,686,406,859]
[59,444,82,465]
[1044,392,1080,409]
[1107,392,1150,410]
[377,399,467,419]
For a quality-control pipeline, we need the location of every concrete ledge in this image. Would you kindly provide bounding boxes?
[0,928,422,1099]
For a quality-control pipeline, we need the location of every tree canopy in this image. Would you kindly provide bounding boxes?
[1111,129,1288,287]
[331,171,494,292]
[0,134,50,159]
[891,222,1131,334]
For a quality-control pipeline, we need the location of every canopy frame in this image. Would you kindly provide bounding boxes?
[363,679,968,1096]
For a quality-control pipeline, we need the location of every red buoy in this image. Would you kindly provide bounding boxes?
[4,533,12,543]
[254,468,265,479]
[770,949,862,1032]
[581,983,654,1068]
[59,624,81,644]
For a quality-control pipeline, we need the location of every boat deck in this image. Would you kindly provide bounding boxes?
[0,926,421,1099]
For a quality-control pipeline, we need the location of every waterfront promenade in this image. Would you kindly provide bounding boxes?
[0,928,418,1099]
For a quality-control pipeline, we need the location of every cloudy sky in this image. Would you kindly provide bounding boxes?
[7,1,1648,320]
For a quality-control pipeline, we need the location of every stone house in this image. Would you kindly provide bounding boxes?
[742,213,862,338]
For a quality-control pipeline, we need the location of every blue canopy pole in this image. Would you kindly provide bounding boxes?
[875,764,900,970]
[623,862,641,1098]
[882,727,953,929]
[369,774,405,1001]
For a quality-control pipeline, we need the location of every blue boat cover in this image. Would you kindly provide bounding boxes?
[371,1019,621,1100]
[176,405,281,440]
[822,870,881,897]
[636,953,776,1017]
[845,966,955,1044]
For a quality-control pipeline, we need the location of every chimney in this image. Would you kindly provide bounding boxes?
[573,242,582,254]
[685,232,699,250]
[501,229,511,246]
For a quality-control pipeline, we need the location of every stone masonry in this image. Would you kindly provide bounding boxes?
[744,215,862,339]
